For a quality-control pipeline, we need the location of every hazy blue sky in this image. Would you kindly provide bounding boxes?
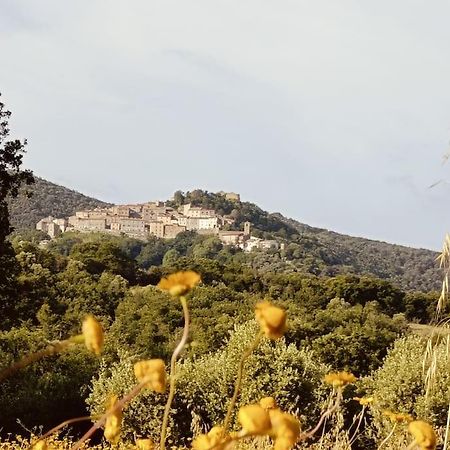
[1,0,450,250]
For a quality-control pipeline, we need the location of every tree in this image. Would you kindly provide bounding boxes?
[0,94,34,322]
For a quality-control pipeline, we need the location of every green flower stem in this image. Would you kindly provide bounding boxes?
[443,400,450,449]
[0,336,82,384]
[160,295,190,450]
[223,330,264,433]
[348,406,367,445]
[300,389,343,441]
[377,423,397,450]
[70,380,148,450]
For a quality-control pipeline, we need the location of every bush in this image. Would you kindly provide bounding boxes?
[88,321,330,446]
[0,326,98,434]
[364,334,450,445]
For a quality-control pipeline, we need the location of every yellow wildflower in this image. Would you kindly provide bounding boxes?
[135,438,155,450]
[269,409,301,450]
[104,395,122,444]
[383,410,413,423]
[238,404,272,435]
[32,441,48,450]
[81,315,104,355]
[255,301,287,340]
[408,420,437,450]
[157,270,201,297]
[353,396,374,406]
[192,426,233,450]
[323,371,357,388]
[134,359,166,393]
[260,396,278,410]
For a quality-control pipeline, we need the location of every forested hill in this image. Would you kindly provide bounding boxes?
[170,190,442,292]
[9,182,442,292]
[8,177,111,229]
[275,214,440,292]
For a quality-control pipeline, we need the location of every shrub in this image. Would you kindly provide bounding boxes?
[364,334,450,446]
[88,321,330,446]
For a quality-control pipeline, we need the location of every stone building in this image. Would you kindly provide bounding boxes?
[149,221,165,238]
[164,224,186,239]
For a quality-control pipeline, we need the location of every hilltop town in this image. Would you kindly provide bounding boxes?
[36,191,280,252]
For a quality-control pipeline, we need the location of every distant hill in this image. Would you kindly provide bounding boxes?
[169,189,442,292]
[9,182,442,292]
[9,177,111,230]
[273,213,440,292]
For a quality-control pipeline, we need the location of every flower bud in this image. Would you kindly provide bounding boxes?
[192,426,232,450]
[104,395,122,444]
[269,410,301,450]
[135,438,155,450]
[260,396,278,410]
[157,271,201,297]
[408,420,437,450]
[134,359,166,393]
[255,301,287,340]
[81,315,104,355]
[238,404,272,435]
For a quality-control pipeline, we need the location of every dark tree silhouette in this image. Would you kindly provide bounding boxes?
[0,93,34,313]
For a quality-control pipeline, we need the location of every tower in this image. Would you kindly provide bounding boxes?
[244,221,251,236]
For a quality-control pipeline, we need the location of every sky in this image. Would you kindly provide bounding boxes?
[1,0,450,250]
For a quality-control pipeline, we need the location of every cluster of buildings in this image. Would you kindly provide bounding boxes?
[36,196,281,252]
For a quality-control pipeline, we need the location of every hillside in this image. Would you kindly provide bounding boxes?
[169,190,442,292]
[8,177,111,230]
[275,214,440,292]
[9,182,442,292]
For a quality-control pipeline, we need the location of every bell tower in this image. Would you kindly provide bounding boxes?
[244,221,251,236]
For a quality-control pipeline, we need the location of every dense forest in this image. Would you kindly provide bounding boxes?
[0,229,446,448]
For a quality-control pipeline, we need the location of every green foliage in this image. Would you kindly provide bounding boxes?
[297,299,408,375]
[0,326,98,434]
[107,285,253,360]
[88,322,331,446]
[0,95,34,329]
[365,334,450,444]
[70,240,146,284]
[87,352,170,445]
[326,275,406,316]
[0,227,439,442]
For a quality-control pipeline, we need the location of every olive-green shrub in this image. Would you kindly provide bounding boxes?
[364,334,450,446]
[87,321,330,446]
